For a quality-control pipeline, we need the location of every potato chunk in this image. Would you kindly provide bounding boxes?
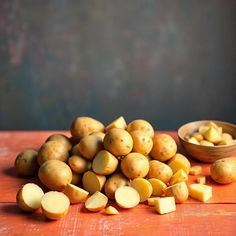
[154,197,176,214]
[41,191,70,220]
[168,153,191,174]
[64,184,89,204]
[148,178,167,197]
[85,191,108,212]
[170,169,188,185]
[106,116,127,131]
[105,206,119,215]
[130,178,153,202]
[189,166,202,176]
[115,186,140,208]
[189,184,212,202]
[16,183,44,212]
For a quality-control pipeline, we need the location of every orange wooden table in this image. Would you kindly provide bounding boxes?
[0,131,236,236]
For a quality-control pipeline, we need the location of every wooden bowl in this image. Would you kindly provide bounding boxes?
[178,120,236,163]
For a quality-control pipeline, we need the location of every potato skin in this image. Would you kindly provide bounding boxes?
[147,160,173,184]
[38,160,72,191]
[150,134,177,162]
[210,157,236,184]
[103,128,133,156]
[130,130,153,156]
[15,149,39,176]
[127,119,154,138]
[121,152,149,179]
[70,117,104,141]
[37,141,69,166]
[104,173,129,199]
[46,134,72,151]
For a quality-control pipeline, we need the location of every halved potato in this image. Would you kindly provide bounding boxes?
[85,191,108,212]
[64,184,89,204]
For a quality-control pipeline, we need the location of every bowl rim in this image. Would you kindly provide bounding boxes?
[177,120,236,149]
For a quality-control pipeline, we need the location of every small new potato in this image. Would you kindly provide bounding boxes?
[37,141,69,166]
[150,134,177,162]
[68,155,91,174]
[127,119,154,138]
[70,116,105,141]
[38,160,72,191]
[15,149,39,176]
[78,134,103,160]
[130,130,153,155]
[121,152,149,179]
[46,133,72,151]
[168,153,191,174]
[103,128,133,156]
[147,160,173,184]
[210,157,236,184]
[104,173,129,199]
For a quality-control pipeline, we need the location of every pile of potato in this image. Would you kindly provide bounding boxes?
[15,116,236,219]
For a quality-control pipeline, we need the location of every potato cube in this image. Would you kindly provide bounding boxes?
[189,166,202,176]
[196,176,206,185]
[189,184,212,202]
[154,197,176,214]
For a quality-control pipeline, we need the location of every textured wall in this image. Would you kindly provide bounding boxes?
[0,0,236,130]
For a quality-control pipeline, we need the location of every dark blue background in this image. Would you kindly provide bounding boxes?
[0,0,236,130]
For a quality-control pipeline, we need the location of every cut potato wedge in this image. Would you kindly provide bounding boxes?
[16,183,44,212]
[82,171,106,194]
[115,186,140,208]
[92,150,118,175]
[105,206,119,215]
[170,169,188,185]
[64,184,89,204]
[41,191,70,220]
[85,191,108,212]
[130,178,152,202]
[106,116,127,131]
[189,184,212,202]
[148,178,167,197]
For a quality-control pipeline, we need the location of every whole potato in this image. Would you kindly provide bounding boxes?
[121,152,149,179]
[147,160,173,184]
[46,134,72,151]
[104,173,129,199]
[127,119,154,138]
[14,149,39,176]
[70,117,104,141]
[150,134,177,162]
[103,128,133,156]
[68,155,91,174]
[130,130,153,155]
[37,140,69,166]
[78,134,103,160]
[38,160,72,191]
[210,157,236,184]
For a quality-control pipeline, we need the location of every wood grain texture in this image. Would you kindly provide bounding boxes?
[0,131,236,235]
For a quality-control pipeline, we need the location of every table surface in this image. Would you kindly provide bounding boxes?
[0,131,236,236]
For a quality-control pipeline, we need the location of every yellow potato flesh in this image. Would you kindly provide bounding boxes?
[85,191,108,212]
[41,191,70,220]
[170,169,188,185]
[130,178,152,202]
[64,184,89,204]
[168,154,191,174]
[154,197,176,214]
[189,184,212,202]
[148,178,167,197]
[105,206,119,215]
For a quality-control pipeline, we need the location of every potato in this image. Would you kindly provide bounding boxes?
[46,133,72,151]
[78,134,103,160]
[14,149,39,176]
[199,140,214,146]
[127,119,154,138]
[71,143,81,156]
[210,157,236,184]
[189,184,212,202]
[104,173,129,199]
[38,160,72,191]
[37,140,69,166]
[41,191,70,220]
[64,184,89,204]
[115,186,140,208]
[85,191,108,212]
[147,160,173,184]
[121,152,149,179]
[192,132,204,142]
[70,116,104,141]
[150,134,177,162]
[82,170,106,194]
[130,178,152,202]
[106,116,127,131]
[92,132,106,141]
[187,137,200,145]
[196,176,206,184]
[154,197,176,214]
[147,197,160,206]
[103,128,133,156]
[203,127,222,144]
[16,183,44,212]
[68,155,91,174]
[130,130,153,155]
[168,153,191,174]
[71,172,81,185]
[105,206,119,215]
[169,169,188,185]
[148,178,167,197]
[164,182,189,203]
[189,165,202,176]
[92,150,118,175]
